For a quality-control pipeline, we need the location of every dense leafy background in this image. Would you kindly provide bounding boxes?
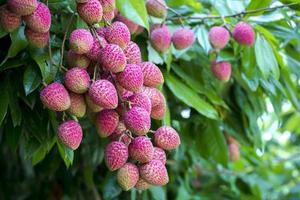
[0,0,300,199]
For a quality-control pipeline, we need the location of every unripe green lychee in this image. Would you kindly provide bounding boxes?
[150,24,171,53]
[211,60,232,82]
[69,29,94,54]
[117,64,144,92]
[25,27,49,48]
[129,136,154,163]
[154,126,180,150]
[105,141,128,171]
[0,5,21,32]
[140,62,164,87]
[77,0,103,25]
[152,147,166,164]
[68,92,86,118]
[127,93,152,113]
[117,163,139,191]
[67,50,90,69]
[99,44,127,73]
[135,178,150,190]
[172,28,195,50]
[124,107,151,136]
[139,160,169,186]
[96,109,119,137]
[86,36,107,61]
[58,120,83,150]
[105,21,130,49]
[64,67,91,94]
[233,21,255,46]
[115,14,138,34]
[146,0,167,19]
[99,0,116,12]
[85,93,103,113]
[123,41,142,64]
[208,26,230,49]
[8,0,38,16]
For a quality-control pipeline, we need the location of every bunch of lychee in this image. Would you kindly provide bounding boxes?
[39,0,180,191]
[0,0,51,48]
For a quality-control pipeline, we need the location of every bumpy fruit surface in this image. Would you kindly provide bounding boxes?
[96,27,107,37]
[233,22,255,46]
[85,93,103,112]
[24,2,51,33]
[146,0,167,18]
[87,37,107,61]
[67,50,90,69]
[25,27,49,48]
[89,80,118,109]
[105,141,128,171]
[154,126,180,150]
[211,60,232,82]
[172,28,195,50]
[142,87,166,119]
[105,21,131,49]
[58,120,83,150]
[117,64,144,92]
[69,29,94,54]
[100,44,126,73]
[152,147,166,164]
[0,5,21,32]
[123,41,142,64]
[140,62,164,87]
[150,25,171,53]
[77,0,103,25]
[116,15,138,34]
[99,0,115,12]
[102,10,115,22]
[117,163,139,191]
[127,93,152,113]
[135,178,150,190]
[96,109,119,137]
[109,121,132,146]
[8,0,38,16]
[64,67,90,94]
[40,82,71,111]
[139,160,169,186]
[229,143,240,161]
[208,26,230,49]
[151,102,166,120]
[124,107,151,136]
[129,136,154,163]
[68,92,86,118]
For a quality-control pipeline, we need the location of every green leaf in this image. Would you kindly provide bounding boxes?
[7,26,28,58]
[150,186,166,200]
[246,0,273,15]
[0,25,8,39]
[0,80,9,126]
[197,26,212,54]
[32,145,47,166]
[165,73,219,120]
[57,141,74,168]
[147,41,164,64]
[23,63,42,96]
[7,78,22,127]
[167,0,202,11]
[116,0,149,30]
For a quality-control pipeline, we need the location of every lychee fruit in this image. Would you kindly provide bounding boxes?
[69,29,94,54]
[135,178,150,190]
[154,126,180,150]
[102,10,115,22]
[86,36,107,61]
[115,15,138,34]
[99,44,126,73]
[127,93,152,113]
[151,102,166,120]
[129,136,154,163]
[105,21,130,49]
[140,62,164,87]
[172,28,195,50]
[152,147,166,164]
[142,87,166,118]
[124,107,151,136]
[117,163,139,191]
[8,0,38,16]
[40,82,71,111]
[77,0,103,25]
[117,64,144,92]
[229,142,240,161]
[109,121,132,146]
[58,120,83,150]
[139,160,169,186]
[116,84,134,100]
[96,109,119,137]
[67,50,90,69]
[211,60,232,82]
[25,27,49,48]
[123,41,142,64]
[99,0,115,12]
[23,2,51,33]
[150,25,171,53]
[208,26,230,49]
[85,93,103,113]
[68,92,86,118]
[0,5,21,32]
[76,0,89,3]
[105,141,128,171]
[89,79,118,109]
[96,27,107,37]
[146,0,167,19]
[64,67,90,94]
[233,21,255,46]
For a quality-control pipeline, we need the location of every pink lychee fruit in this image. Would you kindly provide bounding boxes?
[105,141,128,171]
[69,29,94,54]
[25,27,49,48]
[117,163,139,191]
[116,84,134,100]
[140,62,164,87]
[99,0,116,12]
[127,93,152,113]
[233,21,255,46]
[139,160,169,186]
[96,109,119,137]
[117,64,144,92]
[8,0,38,16]
[124,107,151,136]
[123,41,142,64]
[0,5,21,32]
[172,28,195,50]
[211,60,232,82]
[89,79,118,109]
[99,44,127,73]
[152,147,166,164]
[154,126,180,150]
[85,93,103,112]
[208,26,230,49]
[58,120,83,150]
[151,102,166,120]
[64,67,91,94]
[115,14,138,34]
[68,92,86,118]
[102,10,115,22]
[109,121,132,146]
[77,0,103,25]
[40,82,71,111]
[142,87,166,119]
[150,25,171,53]
[67,50,90,69]
[96,27,107,37]
[105,21,130,49]
[86,36,107,61]
[135,178,150,190]
[146,0,167,19]
[129,136,154,163]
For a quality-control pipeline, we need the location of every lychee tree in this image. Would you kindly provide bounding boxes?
[0,0,300,199]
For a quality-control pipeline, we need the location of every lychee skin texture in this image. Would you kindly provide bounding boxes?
[89,80,118,109]
[124,107,151,136]
[229,143,240,161]
[127,93,152,113]
[152,147,166,164]
[208,26,230,49]
[86,37,107,61]
[211,61,232,82]
[0,5,21,32]
[142,87,166,117]
[135,178,150,190]
[96,27,107,37]
[154,126,180,150]
[40,82,71,111]
[172,28,195,50]
[8,0,38,16]
[129,136,154,163]
[77,0,103,25]
[68,92,86,118]
[150,25,171,53]
[69,29,94,54]
[105,21,131,49]
[140,62,164,87]
[23,2,51,33]
[151,102,166,120]
[58,120,83,150]
[64,67,91,94]
[96,109,119,138]
[85,93,103,112]
[117,163,139,191]
[139,160,169,186]
[109,121,132,146]
[116,15,138,34]
[99,0,116,12]
[123,41,142,64]
[233,22,255,46]
[67,50,90,69]
[146,0,167,19]
[102,10,115,22]
[100,44,127,73]
[105,141,128,171]
[25,28,49,48]
[117,64,144,92]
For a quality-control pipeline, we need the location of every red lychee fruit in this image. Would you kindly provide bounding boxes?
[99,0,116,12]
[105,21,130,49]
[127,93,152,113]
[68,92,86,118]
[85,93,103,113]
[142,87,166,119]
[233,21,255,46]
[109,121,132,146]
[117,64,144,92]
[105,141,128,171]
[25,27,49,48]
[117,163,139,191]
[152,147,166,164]
[124,107,151,136]
[102,10,115,22]
[151,102,166,120]
[150,24,171,53]
[86,36,107,61]
[123,41,142,64]
[172,28,195,50]
[0,5,21,32]
[129,136,154,163]
[67,50,90,69]
[115,14,138,34]
[154,126,180,150]
[211,60,232,82]
[99,44,127,73]
[64,67,91,94]
[8,0,38,16]
[77,0,103,25]
[139,160,169,186]
[146,0,167,19]
[96,27,107,37]
[140,62,164,87]
[208,26,230,50]
[96,109,119,137]
[135,178,150,190]
[69,29,94,54]
[58,120,83,150]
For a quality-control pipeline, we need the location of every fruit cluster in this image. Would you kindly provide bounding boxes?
[0,0,51,48]
[39,0,180,191]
